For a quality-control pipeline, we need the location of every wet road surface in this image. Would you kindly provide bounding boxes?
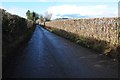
[3,25,118,78]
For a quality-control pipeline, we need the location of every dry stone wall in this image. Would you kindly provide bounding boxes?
[45,17,119,45]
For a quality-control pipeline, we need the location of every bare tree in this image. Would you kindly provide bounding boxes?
[44,11,52,21]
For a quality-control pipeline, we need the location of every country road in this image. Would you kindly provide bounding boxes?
[3,25,118,78]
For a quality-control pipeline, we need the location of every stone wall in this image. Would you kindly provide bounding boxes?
[45,17,119,45]
[42,17,120,57]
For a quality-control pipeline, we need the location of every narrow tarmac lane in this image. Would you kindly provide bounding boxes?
[3,25,118,78]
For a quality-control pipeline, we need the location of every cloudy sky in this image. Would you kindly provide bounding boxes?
[0,0,119,19]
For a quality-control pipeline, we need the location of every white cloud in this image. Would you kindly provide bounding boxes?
[46,5,117,19]
[4,7,27,18]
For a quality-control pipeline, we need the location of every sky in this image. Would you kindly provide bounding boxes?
[0,0,119,19]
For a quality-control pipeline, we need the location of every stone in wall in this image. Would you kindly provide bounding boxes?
[45,17,118,45]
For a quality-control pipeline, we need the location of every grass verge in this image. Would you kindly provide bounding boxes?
[44,25,119,61]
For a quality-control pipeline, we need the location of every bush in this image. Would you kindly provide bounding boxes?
[2,9,35,56]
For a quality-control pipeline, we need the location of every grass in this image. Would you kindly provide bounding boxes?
[2,26,35,69]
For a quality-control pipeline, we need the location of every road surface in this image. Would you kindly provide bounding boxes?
[3,25,118,78]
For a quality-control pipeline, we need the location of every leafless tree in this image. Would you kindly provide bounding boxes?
[44,11,52,21]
